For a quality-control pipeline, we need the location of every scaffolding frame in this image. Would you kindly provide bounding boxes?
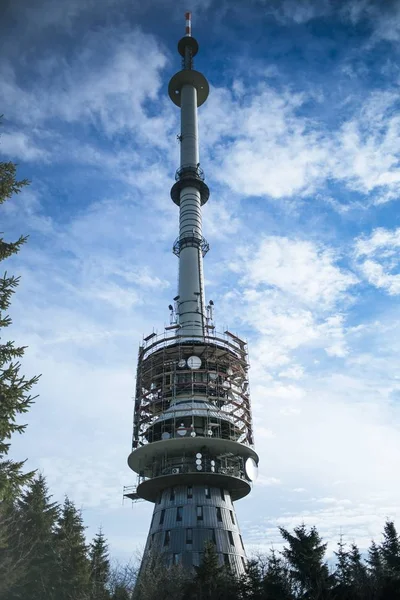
[132,330,254,451]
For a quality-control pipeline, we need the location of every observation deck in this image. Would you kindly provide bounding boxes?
[128,329,258,502]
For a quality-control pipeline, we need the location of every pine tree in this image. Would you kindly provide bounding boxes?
[347,543,369,599]
[0,499,24,598]
[367,540,383,599]
[180,542,239,600]
[380,520,400,599]
[54,496,90,600]
[280,524,333,599]
[262,549,293,600]
[238,559,264,600]
[0,158,39,501]
[89,528,111,600]
[333,538,352,599]
[9,474,60,599]
[381,520,400,577]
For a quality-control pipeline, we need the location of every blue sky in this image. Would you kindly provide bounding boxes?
[1,0,400,562]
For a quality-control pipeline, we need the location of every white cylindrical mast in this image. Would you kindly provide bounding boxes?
[169,13,210,339]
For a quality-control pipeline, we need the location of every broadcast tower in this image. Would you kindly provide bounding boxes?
[126,13,259,576]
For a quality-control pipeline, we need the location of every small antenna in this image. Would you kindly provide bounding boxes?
[185,11,192,37]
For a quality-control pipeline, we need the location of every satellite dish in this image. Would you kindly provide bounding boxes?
[176,424,186,437]
[187,356,202,370]
[245,457,258,482]
[178,359,186,368]
[209,372,218,380]
[196,453,202,459]
[161,432,170,440]
[207,430,213,436]
[222,381,230,389]
[227,368,233,376]
[196,465,202,470]
[190,431,196,437]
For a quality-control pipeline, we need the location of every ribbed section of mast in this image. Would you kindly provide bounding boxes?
[169,18,210,339]
[126,14,259,580]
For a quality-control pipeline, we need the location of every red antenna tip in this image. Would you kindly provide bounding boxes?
[185,11,192,37]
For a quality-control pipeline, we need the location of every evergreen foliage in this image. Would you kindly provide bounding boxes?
[280,523,333,598]
[54,496,90,600]
[1,477,400,600]
[89,529,111,600]
[263,549,293,600]
[0,156,39,502]
[10,474,60,599]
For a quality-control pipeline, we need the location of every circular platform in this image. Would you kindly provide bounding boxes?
[137,471,251,503]
[128,436,259,474]
[168,70,209,107]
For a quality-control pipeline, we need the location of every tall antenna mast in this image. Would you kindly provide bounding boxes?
[169,11,210,339]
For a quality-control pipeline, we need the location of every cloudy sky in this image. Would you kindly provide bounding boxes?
[2,0,400,562]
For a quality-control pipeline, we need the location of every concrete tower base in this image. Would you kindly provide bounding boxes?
[142,484,247,575]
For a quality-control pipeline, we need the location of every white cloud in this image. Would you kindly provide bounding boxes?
[354,227,400,295]
[239,237,357,308]
[0,131,49,161]
[0,27,173,147]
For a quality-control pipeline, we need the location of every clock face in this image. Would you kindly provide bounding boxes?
[245,457,258,482]
[187,355,202,369]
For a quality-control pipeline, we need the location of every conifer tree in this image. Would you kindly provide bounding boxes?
[333,538,352,599]
[54,496,90,600]
[0,157,39,501]
[280,524,332,599]
[89,528,111,600]
[238,559,264,600]
[380,520,400,599]
[194,542,239,600]
[262,549,293,600]
[347,543,369,599]
[10,474,60,600]
[380,520,400,577]
[367,540,383,598]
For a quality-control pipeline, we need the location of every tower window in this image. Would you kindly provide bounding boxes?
[186,528,193,544]
[220,488,225,501]
[170,487,175,501]
[177,506,183,522]
[197,506,203,521]
[205,486,211,499]
[187,486,193,499]
[159,509,165,525]
[216,507,222,522]
[241,557,246,569]
[164,530,170,546]
[173,553,180,565]
[239,534,245,550]
[228,530,234,546]
[230,511,235,525]
[223,553,230,567]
